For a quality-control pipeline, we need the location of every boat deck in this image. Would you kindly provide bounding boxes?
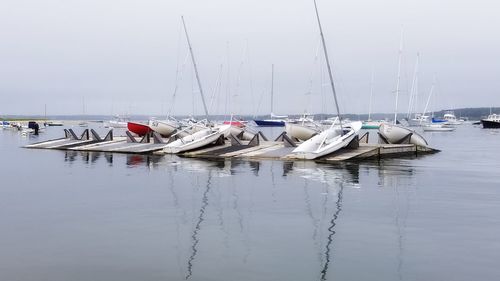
[24,129,439,162]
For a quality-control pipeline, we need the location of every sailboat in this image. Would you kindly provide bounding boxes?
[253,64,287,127]
[291,0,362,159]
[79,97,88,127]
[163,16,230,154]
[377,28,428,147]
[362,69,384,129]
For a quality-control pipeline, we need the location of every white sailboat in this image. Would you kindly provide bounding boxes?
[253,64,288,127]
[293,119,362,159]
[162,17,230,154]
[291,0,361,159]
[164,124,231,153]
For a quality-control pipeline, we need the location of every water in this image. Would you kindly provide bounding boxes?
[0,125,499,281]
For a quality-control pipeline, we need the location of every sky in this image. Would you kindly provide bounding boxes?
[0,0,499,116]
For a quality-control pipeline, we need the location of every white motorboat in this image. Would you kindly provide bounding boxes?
[379,123,428,146]
[292,121,362,160]
[106,115,129,128]
[442,111,462,125]
[423,124,456,132]
[407,114,430,126]
[163,124,231,154]
[481,113,500,128]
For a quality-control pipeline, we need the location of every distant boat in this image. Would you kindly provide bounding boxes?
[407,114,430,126]
[362,120,384,129]
[106,115,129,128]
[423,124,456,132]
[127,122,151,136]
[442,111,462,125]
[481,114,500,128]
[254,64,287,127]
[254,117,286,127]
[362,68,382,130]
[223,120,246,128]
[44,121,64,126]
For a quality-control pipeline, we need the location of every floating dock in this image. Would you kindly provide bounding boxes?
[24,129,439,163]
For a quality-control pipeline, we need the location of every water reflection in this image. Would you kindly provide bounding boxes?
[64,151,114,165]
[185,172,212,279]
[57,149,421,281]
[283,161,360,187]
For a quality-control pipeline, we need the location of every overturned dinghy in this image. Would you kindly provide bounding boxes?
[163,124,231,154]
[149,119,180,137]
[292,121,362,160]
[285,122,320,141]
[378,123,428,146]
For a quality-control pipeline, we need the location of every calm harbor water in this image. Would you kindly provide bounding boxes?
[0,124,499,281]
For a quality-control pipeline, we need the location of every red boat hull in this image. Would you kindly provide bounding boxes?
[127,122,151,136]
[223,121,245,128]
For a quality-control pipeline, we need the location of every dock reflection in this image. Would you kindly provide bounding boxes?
[59,150,417,280]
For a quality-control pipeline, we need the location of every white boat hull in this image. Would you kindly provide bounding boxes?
[285,122,319,141]
[163,125,231,154]
[107,120,128,128]
[292,121,362,160]
[423,124,456,132]
[149,119,179,137]
[378,123,428,146]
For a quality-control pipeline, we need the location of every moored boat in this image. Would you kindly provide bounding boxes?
[361,120,384,129]
[423,124,456,132]
[481,114,500,128]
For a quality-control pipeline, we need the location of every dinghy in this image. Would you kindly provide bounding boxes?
[127,122,151,136]
[149,119,179,137]
[285,122,320,141]
[378,123,428,146]
[292,121,362,160]
[163,124,231,154]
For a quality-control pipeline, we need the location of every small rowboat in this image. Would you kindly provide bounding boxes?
[127,122,151,136]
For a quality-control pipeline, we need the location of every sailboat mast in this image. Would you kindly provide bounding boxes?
[407,53,419,119]
[368,68,374,121]
[313,0,343,134]
[181,16,210,121]
[270,64,274,117]
[393,27,404,125]
[422,75,436,124]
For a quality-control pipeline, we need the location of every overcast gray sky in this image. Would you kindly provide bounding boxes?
[0,0,498,116]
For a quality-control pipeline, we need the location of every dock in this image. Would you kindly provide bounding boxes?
[24,128,439,163]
